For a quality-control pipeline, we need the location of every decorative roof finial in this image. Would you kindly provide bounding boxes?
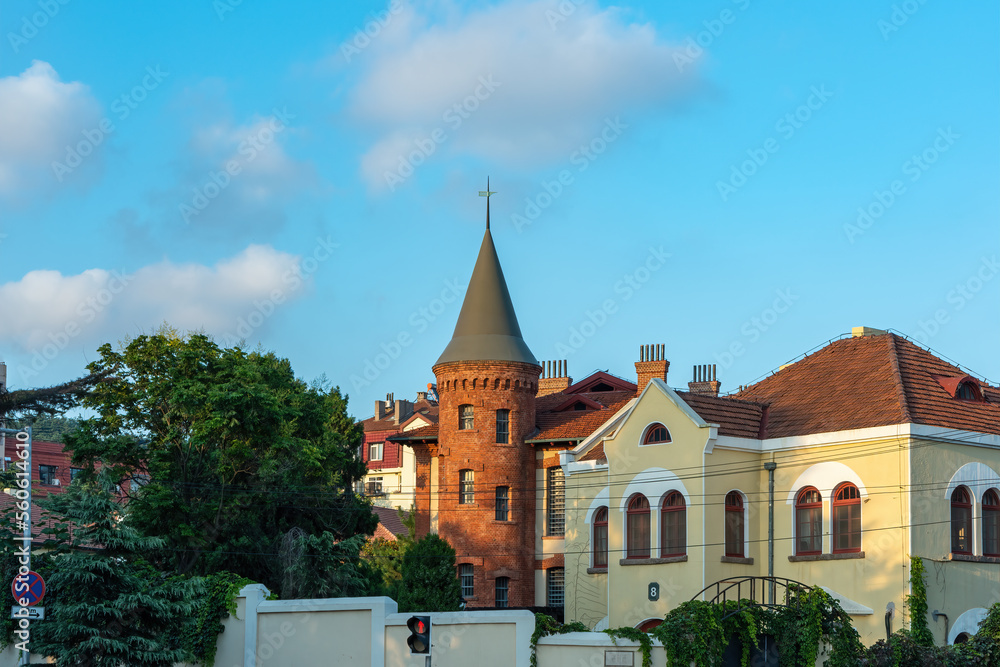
[478,177,496,230]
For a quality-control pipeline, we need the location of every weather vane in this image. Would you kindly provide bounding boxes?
[479,177,496,229]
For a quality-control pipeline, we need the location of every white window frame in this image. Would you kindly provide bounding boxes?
[369,442,384,461]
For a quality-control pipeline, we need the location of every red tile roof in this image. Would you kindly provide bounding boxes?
[732,333,1000,438]
[529,390,634,442]
[675,392,765,439]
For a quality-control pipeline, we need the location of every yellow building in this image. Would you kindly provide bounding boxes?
[562,328,1000,645]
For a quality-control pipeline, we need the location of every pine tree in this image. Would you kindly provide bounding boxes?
[29,470,199,666]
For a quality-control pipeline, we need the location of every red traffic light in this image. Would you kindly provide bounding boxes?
[407,615,431,654]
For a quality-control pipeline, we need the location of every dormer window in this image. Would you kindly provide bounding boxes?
[642,423,671,445]
[956,382,979,401]
[933,375,985,402]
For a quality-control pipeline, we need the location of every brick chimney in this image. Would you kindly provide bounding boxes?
[688,364,721,397]
[635,344,669,394]
[374,393,394,421]
[538,360,572,396]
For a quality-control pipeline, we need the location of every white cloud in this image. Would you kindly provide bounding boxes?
[0,61,105,201]
[348,0,704,190]
[167,109,318,234]
[0,245,308,355]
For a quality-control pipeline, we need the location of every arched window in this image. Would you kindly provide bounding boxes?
[459,404,474,430]
[952,486,973,554]
[983,489,999,557]
[626,495,650,558]
[643,423,671,445]
[494,577,509,608]
[795,487,822,555]
[956,382,979,401]
[725,491,745,557]
[833,483,862,553]
[660,492,686,557]
[593,507,609,567]
[636,619,663,632]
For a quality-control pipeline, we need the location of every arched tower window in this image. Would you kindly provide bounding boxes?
[660,492,686,557]
[795,487,822,555]
[833,483,861,553]
[951,486,972,554]
[725,491,745,558]
[626,494,650,559]
[459,404,474,430]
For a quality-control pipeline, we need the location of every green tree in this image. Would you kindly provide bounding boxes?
[393,534,462,613]
[30,470,198,666]
[65,333,377,592]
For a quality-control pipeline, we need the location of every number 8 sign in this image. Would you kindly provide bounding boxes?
[648,582,659,601]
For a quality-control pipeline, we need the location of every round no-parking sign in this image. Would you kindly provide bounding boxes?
[11,571,44,607]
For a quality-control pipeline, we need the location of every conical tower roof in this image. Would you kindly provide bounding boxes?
[435,224,538,367]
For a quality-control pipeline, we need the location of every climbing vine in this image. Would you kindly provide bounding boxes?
[605,626,653,667]
[530,614,588,667]
[182,571,254,667]
[906,555,934,647]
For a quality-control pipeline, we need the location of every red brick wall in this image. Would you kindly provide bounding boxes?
[430,359,541,608]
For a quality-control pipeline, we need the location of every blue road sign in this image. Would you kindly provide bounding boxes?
[11,571,44,607]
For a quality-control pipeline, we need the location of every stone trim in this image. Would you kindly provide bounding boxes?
[618,555,688,566]
[721,556,754,565]
[951,553,1000,564]
[586,567,608,575]
[788,551,865,562]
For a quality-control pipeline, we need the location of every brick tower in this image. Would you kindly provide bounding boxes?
[415,187,542,608]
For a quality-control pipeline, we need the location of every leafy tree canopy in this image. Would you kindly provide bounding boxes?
[65,333,377,592]
[393,533,462,613]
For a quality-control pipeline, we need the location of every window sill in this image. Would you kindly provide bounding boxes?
[586,567,608,575]
[619,555,688,566]
[543,535,565,540]
[950,553,1000,563]
[721,556,754,565]
[788,551,865,562]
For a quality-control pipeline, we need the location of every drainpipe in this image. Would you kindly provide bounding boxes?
[764,461,777,605]
[933,610,949,645]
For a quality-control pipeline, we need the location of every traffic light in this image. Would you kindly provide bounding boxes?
[406,615,431,654]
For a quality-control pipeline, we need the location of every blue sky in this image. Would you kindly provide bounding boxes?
[1,0,997,419]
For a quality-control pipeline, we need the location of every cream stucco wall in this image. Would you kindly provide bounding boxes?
[562,378,1000,646]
